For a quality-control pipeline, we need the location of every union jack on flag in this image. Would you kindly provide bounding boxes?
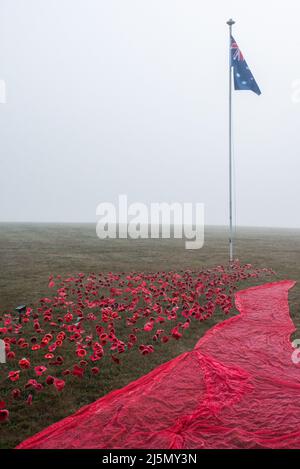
[230,35,261,95]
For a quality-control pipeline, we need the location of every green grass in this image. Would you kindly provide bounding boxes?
[0,223,299,448]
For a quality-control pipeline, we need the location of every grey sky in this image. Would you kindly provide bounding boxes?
[0,0,299,227]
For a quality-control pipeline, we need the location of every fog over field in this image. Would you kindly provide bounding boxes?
[0,0,299,227]
[0,223,299,311]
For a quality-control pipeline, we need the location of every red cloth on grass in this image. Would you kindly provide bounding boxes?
[17,280,300,449]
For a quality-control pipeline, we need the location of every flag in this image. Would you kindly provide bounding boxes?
[230,35,261,95]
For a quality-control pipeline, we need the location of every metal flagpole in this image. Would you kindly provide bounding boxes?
[227,18,235,263]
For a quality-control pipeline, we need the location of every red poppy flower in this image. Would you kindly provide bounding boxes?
[53,378,65,392]
[8,370,20,382]
[64,313,73,323]
[72,365,84,378]
[46,375,55,385]
[0,409,9,423]
[7,351,15,360]
[117,344,126,354]
[48,279,55,289]
[0,401,5,409]
[34,366,47,376]
[182,320,190,329]
[25,379,39,389]
[19,358,31,369]
[31,344,40,351]
[143,321,154,332]
[129,334,137,343]
[27,394,33,406]
[91,367,100,375]
[44,353,54,359]
[76,348,87,358]
[156,316,165,323]
[171,327,182,340]
[62,369,71,376]
[12,388,21,399]
[90,353,102,362]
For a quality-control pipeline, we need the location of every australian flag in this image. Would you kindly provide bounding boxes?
[230,35,261,95]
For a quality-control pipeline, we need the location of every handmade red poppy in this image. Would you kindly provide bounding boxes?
[64,313,73,323]
[48,278,55,289]
[46,375,55,385]
[19,358,31,369]
[12,388,21,399]
[0,409,9,422]
[25,379,39,389]
[171,327,182,340]
[72,365,84,378]
[129,334,137,343]
[31,344,40,351]
[34,366,47,376]
[90,353,102,362]
[53,379,65,392]
[143,321,154,332]
[8,370,20,382]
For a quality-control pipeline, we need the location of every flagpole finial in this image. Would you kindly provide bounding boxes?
[227,18,235,26]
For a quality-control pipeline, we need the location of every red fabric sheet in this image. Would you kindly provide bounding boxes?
[17,280,300,449]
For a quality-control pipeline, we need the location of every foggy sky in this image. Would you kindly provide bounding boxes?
[0,0,299,227]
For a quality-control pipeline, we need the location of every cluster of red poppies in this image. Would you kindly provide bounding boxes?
[0,262,274,422]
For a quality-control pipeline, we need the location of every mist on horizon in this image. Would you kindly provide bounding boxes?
[0,0,299,228]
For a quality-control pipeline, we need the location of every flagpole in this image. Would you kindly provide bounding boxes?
[227,18,235,264]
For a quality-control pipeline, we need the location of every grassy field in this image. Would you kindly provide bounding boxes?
[0,223,299,448]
